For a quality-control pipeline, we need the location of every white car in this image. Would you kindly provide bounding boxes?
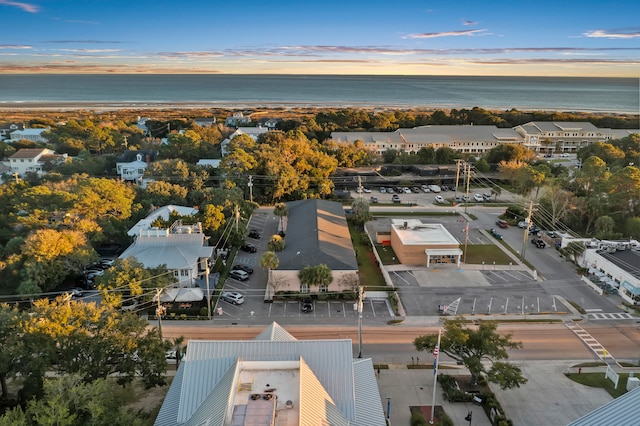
[362,187,371,193]
[403,187,411,194]
[428,185,441,193]
[221,291,245,305]
[518,221,530,228]
[434,195,445,204]
[379,187,386,193]
[473,194,484,202]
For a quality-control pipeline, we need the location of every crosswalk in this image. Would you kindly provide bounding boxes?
[588,312,636,321]
[565,322,611,360]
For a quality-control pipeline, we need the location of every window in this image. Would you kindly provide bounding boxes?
[319,285,328,293]
[300,284,309,293]
[180,270,189,277]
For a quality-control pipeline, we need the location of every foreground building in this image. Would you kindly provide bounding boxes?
[154,322,386,426]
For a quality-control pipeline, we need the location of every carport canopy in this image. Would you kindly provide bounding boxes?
[425,248,463,267]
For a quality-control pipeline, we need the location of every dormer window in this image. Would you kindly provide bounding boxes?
[136,153,143,162]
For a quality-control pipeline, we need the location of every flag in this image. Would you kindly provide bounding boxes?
[433,345,439,374]
[433,345,439,358]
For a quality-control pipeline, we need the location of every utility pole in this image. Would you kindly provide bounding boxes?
[357,176,363,198]
[155,288,166,340]
[454,159,464,203]
[464,163,472,214]
[248,175,253,203]
[521,201,534,261]
[234,205,240,232]
[357,285,364,358]
[205,261,212,320]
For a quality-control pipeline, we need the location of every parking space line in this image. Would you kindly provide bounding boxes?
[487,297,493,314]
[391,271,414,286]
[502,271,520,281]
[504,297,509,314]
[472,297,477,314]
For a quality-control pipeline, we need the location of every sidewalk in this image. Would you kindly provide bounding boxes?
[377,365,492,426]
[377,361,616,426]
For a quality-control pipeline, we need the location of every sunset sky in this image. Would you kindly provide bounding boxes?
[1,0,639,76]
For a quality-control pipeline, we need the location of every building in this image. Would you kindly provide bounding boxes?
[267,200,359,297]
[513,122,615,153]
[0,123,22,141]
[127,205,200,237]
[9,128,49,143]
[6,148,66,177]
[331,125,522,156]
[115,149,158,182]
[120,218,212,287]
[221,127,270,157]
[154,322,386,426]
[567,386,640,426]
[384,219,462,267]
[582,245,640,306]
[225,112,251,127]
[196,159,221,168]
[194,117,217,127]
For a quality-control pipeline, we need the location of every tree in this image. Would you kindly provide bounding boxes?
[200,203,226,233]
[350,197,372,228]
[414,318,527,389]
[273,202,288,234]
[260,251,280,297]
[299,264,333,292]
[594,216,616,238]
[267,234,285,252]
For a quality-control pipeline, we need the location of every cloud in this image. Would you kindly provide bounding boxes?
[56,49,122,53]
[0,0,39,13]
[47,40,126,44]
[404,29,487,39]
[583,29,640,39]
[462,20,478,26]
[0,44,32,49]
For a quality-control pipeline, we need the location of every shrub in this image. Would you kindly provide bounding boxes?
[439,411,454,426]
[410,411,428,426]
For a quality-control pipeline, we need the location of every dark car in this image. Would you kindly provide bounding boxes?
[240,244,257,253]
[301,298,314,313]
[531,238,546,248]
[232,264,254,274]
[495,219,509,229]
[248,230,261,239]
[528,225,541,235]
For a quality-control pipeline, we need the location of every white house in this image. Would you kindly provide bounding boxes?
[9,128,49,143]
[6,148,66,177]
[224,112,251,127]
[127,205,200,237]
[220,127,270,157]
[582,245,640,306]
[115,150,157,182]
[120,221,212,287]
[154,322,386,426]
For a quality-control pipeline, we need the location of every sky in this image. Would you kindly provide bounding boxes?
[1,0,639,76]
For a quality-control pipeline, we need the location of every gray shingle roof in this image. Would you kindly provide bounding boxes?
[278,200,358,271]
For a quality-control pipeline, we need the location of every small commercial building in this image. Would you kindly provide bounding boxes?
[388,219,462,267]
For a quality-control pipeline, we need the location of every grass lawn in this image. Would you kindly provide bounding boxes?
[463,244,514,265]
[375,244,401,265]
[348,223,388,290]
[565,372,630,398]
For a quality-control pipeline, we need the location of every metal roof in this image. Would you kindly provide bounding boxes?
[154,322,385,426]
[567,386,640,426]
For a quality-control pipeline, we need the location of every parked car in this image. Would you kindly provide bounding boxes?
[403,187,412,194]
[220,291,245,305]
[392,194,401,203]
[301,298,314,313]
[240,244,257,253]
[490,229,503,240]
[531,238,546,248]
[421,185,431,193]
[560,153,570,158]
[434,195,445,204]
[518,221,529,228]
[428,185,441,193]
[440,185,450,191]
[70,288,84,297]
[362,187,371,193]
[529,225,541,235]
[232,264,254,274]
[411,187,421,193]
[248,230,261,239]
[229,270,250,281]
[379,187,387,193]
[370,196,378,203]
[473,194,484,202]
[496,219,509,229]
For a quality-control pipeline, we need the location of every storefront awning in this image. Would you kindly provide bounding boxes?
[425,249,463,256]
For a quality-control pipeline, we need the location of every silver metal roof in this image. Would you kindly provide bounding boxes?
[567,386,640,426]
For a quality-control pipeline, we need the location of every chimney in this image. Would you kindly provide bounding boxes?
[146,154,151,164]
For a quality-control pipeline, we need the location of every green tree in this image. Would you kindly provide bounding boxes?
[201,203,226,233]
[594,216,616,238]
[486,144,536,164]
[299,264,333,292]
[267,234,285,252]
[624,216,640,239]
[273,202,288,234]
[260,251,280,297]
[351,197,372,228]
[414,318,527,389]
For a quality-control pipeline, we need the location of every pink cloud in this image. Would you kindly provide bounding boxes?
[405,29,486,39]
[0,0,39,13]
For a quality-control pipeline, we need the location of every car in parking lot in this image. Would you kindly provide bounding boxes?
[362,187,371,193]
[248,229,261,239]
[434,195,445,204]
[392,194,401,203]
[473,194,484,202]
[220,291,245,305]
[370,196,378,203]
[496,219,509,229]
[428,185,441,193]
[379,187,387,193]
[300,297,314,313]
[232,264,254,274]
[528,225,541,235]
[229,270,250,281]
[518,221,529,228]
[531,238,546,248]
[240,244,257,253]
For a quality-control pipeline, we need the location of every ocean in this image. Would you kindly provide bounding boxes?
[0,74,638,114]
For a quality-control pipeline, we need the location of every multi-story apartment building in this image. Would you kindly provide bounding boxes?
[513,122,616,153]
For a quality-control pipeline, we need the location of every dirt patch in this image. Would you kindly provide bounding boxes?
[410,405,446,424]
[125,377,173,414]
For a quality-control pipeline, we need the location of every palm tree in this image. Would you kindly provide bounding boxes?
[169,336,186,368]
[261,251,280,300]
[273,202,288,235]
[491,186,502,201]
[299,264,333,293]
